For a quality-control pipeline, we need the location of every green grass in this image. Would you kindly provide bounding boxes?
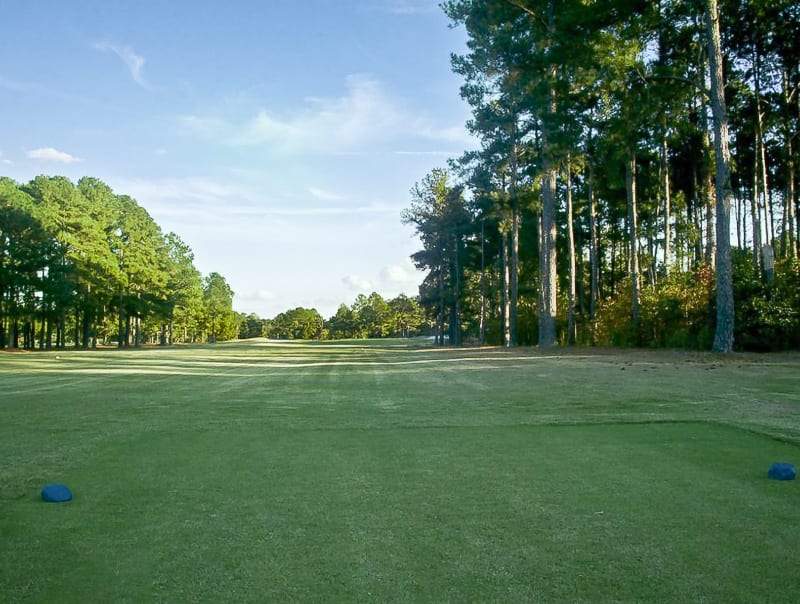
[2,341,799,602]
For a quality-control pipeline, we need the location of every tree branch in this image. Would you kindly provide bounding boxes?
[504,0,547,29]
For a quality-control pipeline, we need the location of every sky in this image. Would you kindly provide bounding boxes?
[0,0,476,319]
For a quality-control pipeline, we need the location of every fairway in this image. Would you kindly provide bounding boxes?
[2,342,799,602]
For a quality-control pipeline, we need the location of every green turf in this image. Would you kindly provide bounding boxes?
[1,342,799,602]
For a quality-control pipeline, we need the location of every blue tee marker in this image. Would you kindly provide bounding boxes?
[41,483,73,502]
[767,462,797,481]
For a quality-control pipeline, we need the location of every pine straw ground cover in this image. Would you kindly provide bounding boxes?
[1,341,798,602]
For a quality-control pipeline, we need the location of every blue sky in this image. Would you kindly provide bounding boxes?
[1,0,475,318]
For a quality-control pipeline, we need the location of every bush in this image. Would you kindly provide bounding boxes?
[733,252,800,351]
[590,267,714,349]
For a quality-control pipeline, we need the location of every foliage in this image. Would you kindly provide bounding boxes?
[256,293,425,341]
[594,267,717,349]
[396,0,800,351]
[237,312,267,339]
[267,307,325,340]
[0,176,233,348]
[402,169,471,345]
[203,272,237,342]
[733,252,800,351]
[589,253,800,350]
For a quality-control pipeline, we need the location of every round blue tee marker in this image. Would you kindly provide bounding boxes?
[767,462,797,481]
[41,483,73,502]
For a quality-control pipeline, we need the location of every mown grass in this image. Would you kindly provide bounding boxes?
[1,341,799,602]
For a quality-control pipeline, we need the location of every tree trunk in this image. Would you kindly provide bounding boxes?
[539,164,558,348]
[705,170,716,268]
[502,228,511,347]
[706,0,734,353]
[451,233,462,346]
[537,0,558,347]
[662,132,672,274]
[479,218,487,345]
[510,208,519,346]
[509,137,520,347]
[691,169,703,266]
[752,155,762,268]
[735,185,744,249]
[566,160,577,346]
[438,256,445,346]
[626,151,641,340]
[588,163,599,325]
[118,290,125,348]
[703,133,716,269]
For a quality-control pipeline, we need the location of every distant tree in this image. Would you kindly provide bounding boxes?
[237,312,265,339]
[203,272,236,342]
[24,175,118,347]
[403,168,471,345]
[162,233,204,344]
[353,292,392,338]
[387,294,425,337]
[268,307,324,340]
[0,175,228,348]
[327,303,357,339]
[0,178,57,348]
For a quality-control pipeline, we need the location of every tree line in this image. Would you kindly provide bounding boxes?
[0,176,237,349]
[236,293,428,341]
[401,0,799,351]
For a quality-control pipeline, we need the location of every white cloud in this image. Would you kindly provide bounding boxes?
[380,261,421,286]
[337,261,422,303]
[236,75,402,151]
[180,74,474,155]
[116,177,256,205]
[0,150,12,165]
[308,186,344,202]
[342,275,374,292]
[93,41,149,88]
[111,176,396,223]
[238,289,276,304]
[259,204,394,217]
[26,147,82,163]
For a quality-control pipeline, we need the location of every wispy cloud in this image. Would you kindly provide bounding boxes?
[393,150,459,156]
[113,176,394,221]
[308,186,344,202]
[238,289,276,304]
[0,150,12,166]
[386,1,439,15]
[92,41,149,88]
[342,275,374,292]
[380,261,421,287]
[26,147,82,163]
[116,177,256,205]
[0,74,97,105]
[260,205,393,217]
[180,74,473,155]
[341,260,422,297]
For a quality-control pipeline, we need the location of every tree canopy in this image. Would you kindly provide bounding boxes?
[0,176,234,348]
[398,0,799,351]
